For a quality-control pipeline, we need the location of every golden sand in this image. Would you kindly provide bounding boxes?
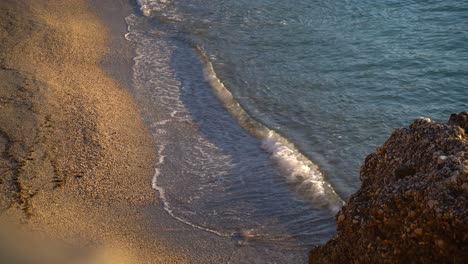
[0,0,185,262]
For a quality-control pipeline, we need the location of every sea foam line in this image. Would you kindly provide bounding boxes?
[196,47,345,212]
[151,144,230,237]
[137,0,168,17]
[133,0,343,230]
[126,9,230,236]
[136,0,182,21]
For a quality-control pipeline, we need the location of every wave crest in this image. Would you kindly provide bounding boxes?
[196,47,345,212]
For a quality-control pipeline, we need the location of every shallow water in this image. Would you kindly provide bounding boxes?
[168,0,467,197]
[127,0,467,262]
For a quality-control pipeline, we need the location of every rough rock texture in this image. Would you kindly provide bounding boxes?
[310,112,468,263]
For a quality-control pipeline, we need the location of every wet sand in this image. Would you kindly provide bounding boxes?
[0,0,284,262]
[0,0,185,262]
[87,0,244,262]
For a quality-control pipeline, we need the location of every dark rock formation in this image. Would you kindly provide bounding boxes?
[309,112,468,263]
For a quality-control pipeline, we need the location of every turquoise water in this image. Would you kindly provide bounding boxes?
[172,0,468,197]
[129,0,467,262]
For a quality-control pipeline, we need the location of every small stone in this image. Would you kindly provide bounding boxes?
[427,200,438,209]
[394,165,416,178]
[437,155,447,165]
[462,183,468,193]
[447,175,458,184]
[337,214,345,224]
[451,171,460,178]
[448,112,468,131]
[435,240,445,248]
[418,117,432,124]
[414,228,423,236]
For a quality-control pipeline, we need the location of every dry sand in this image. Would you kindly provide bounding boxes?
[0,0,186,262]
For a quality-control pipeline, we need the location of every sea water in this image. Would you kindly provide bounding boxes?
[126,0,467,262]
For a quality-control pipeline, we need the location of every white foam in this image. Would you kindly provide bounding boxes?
[151,146,229,237]
[197,47,345,211]
[136,0,182,21]
[152,119,170,126]
[126,9,342,241]
[137,0,159,17]
[261,132,343,211]
[126,12,236,237]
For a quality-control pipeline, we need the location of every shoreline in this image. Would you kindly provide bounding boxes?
[0,0,185,262]
[2,1,464,263]
[90,1,253,263]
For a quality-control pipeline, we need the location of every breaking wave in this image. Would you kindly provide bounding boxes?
[196,48,345,212]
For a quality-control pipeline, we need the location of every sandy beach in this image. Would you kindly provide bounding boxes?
[0,0,186,262]
[0,1,259,262]
[2,1,466,263]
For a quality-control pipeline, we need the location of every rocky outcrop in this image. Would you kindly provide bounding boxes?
[309,112,468,263]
